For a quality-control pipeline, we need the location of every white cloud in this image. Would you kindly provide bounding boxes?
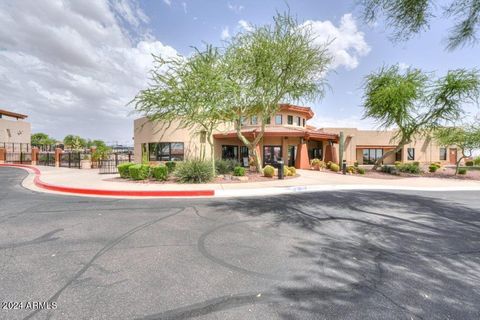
[221,26,230,40]
[398,62,409,71]
[0,0,179,145]
[228,3,244,14]
[163,0,171,6]
[238,19,253,32]
[181,2,187,14]
[301,14,370,70]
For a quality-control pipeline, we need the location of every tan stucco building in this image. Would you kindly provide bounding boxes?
[0,109,31,152]
[134,104,460,168]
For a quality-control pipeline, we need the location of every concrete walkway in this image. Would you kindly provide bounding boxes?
[3,164,479,198]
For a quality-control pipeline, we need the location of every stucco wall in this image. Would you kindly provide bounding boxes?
[0,118,31,149]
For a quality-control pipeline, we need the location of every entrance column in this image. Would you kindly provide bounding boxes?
[0,148,5,164]
[324,143,338,164]
[55,148,63,167]
[31,147,39,165]
[295,139,310,169]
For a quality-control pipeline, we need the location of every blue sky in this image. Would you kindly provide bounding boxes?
[0,0,478,145]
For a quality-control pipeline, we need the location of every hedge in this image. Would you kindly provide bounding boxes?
[129,164,150,180]
[118,162,135,179]
[151,165,168,181]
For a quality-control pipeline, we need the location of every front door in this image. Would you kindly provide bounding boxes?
[287,145,296,167]
[263,145,282,166]
[449,148,457,165]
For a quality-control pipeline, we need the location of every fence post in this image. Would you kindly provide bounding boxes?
[0,148,5,164]
[55,148,63,167]
[31,147,39,165]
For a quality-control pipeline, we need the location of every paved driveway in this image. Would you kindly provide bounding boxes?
[1,167,480,319]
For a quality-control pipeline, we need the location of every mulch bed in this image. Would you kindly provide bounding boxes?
[103,171,298,184]
[361,167,480,180]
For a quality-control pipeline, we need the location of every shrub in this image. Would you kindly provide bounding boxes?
[413,161,420,167]
[428,164,438,173]
[330,163,340,172]
[396,163,420,174]
[216,159,240,174]
[263,165,275,177]
[151,165,168,181]
[118,162,135,179]
[283,165,290,176]
[174,160,214,183]
[311,158,321,167]
[288,166,296,176]
[458,168,467,175]
[465,161,474,167]
[353,161,359,167]
[233,166,246,176]
[129,164,150,180]
[326,161,332,169]
[347,166,356,174]
[382,165,396,174]
[394,161,402,168]
[474,157,480,166]
[165,161,176,173]
[357,167,366,174]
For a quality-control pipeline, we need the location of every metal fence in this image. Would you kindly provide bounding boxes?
[5,152,32,164]
[99,152,133,174]
[1,142,30,153]
[38,152,55,166]
[59,152,85,168]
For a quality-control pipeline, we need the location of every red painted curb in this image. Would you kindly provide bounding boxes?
[0,164,215,197]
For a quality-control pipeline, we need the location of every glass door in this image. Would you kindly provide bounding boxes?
[263,145,282,166]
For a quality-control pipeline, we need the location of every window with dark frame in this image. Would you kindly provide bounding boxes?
[222,145,238,160]
[407,148,415,160]
[275,114,282,125]
[251,116,258,125]
[296,116,301,126]
[265,117,271,124]
[302,118,305,127]
[439,147,447,161]
[287,115,293,125]
[148,142,184,161]
[362,148,384,165]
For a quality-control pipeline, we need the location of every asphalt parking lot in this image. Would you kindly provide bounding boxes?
[1,167,480,319]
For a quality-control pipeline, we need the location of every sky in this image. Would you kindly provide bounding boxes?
[0,0,479,146]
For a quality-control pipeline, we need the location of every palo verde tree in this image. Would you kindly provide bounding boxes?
[224,12,331,172]
[434,124,480,174]
[63,135,87,150]
[134,45,230,175]
[362,65,480,170]
[361,0,480,50]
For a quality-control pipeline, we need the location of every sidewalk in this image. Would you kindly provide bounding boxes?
[2,164,480,198]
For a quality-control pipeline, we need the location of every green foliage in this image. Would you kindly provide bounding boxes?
[31,133,56,146]
[354,161,359,167]
[330,163,340,172]
[263,165,275,177]
[326,161,332,169]
[91,145,111,161]
[215,159,240,174]
[474,157,480,166]
[117,162,135,179]
[362,65,480,169]
[458,168,467,175]
[63,135,87,150]
[396,163,421,174]
[361,0,480,50]
[129,164,150,180]
[165,161,176,173]
[465,160,474,166]
[382,165,397,174]
[429,164,438,172]
[87,139,107,148]
[288,166,296,176]
[233,166,246,176]
[151,165,168,181]
[357,167,366,174]
[174,160,214,183]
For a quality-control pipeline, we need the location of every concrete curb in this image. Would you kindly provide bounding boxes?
[2,164,480,198]
[0,164,215,197]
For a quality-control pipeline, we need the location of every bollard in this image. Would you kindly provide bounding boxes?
[342,159,347,175]
[278,160,284,180]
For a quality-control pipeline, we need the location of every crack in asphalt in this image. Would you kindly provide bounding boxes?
[22,207,187,320]
[0,228,64,250]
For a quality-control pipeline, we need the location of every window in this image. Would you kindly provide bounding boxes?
[275,114,282,125]
[251,116,258,125]
[240,116,246,125]
[439,147,447,161]
[362,148,383,165]
[407,148,415,160]
[222,145,238,160]
[265,117,271,125]
[287,115,293,125]
[296,116,301,126]
[148,142,184,161]
[302,118,305,127]
[240,146,249,166]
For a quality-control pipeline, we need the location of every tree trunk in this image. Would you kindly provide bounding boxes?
[372,140,409,170]
[235,121,265,173]
[206,134,216,177]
